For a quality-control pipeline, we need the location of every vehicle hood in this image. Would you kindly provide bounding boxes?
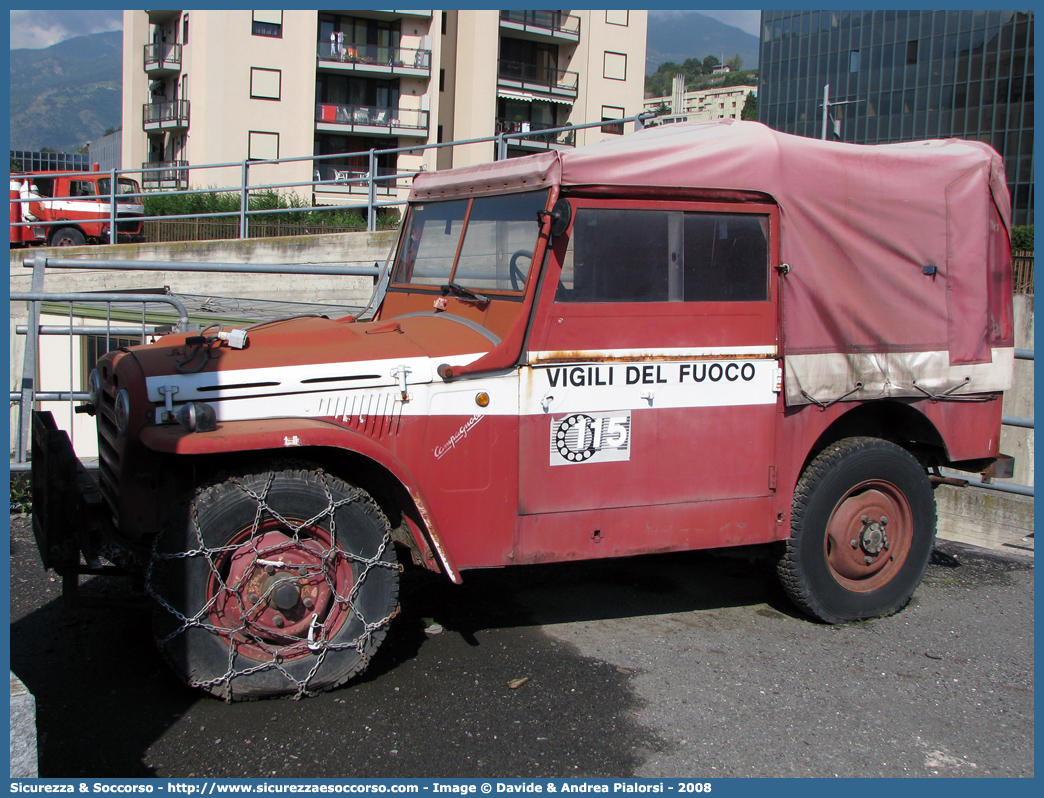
[129,313,493,406]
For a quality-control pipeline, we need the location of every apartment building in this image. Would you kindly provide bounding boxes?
[122,10,647,202]
[643,74,757,124]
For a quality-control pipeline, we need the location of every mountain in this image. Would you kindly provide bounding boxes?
[9,30,123,153]
[646,11,760,75]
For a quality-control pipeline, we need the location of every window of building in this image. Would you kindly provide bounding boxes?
[441,12,447,35]
[606,10,629,26]
[182,13,188,45]
[439,68,445,92]
[248,131,279,161]
[603,51,627,81]
[250,67,281,100]
[907,40,919,64]
[556,209,770,303]
[849,49,860,72]
[437,125,443,143]
[601,105,625,134]
[252,10,283,38]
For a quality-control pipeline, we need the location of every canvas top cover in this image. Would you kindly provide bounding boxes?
[410,120,1014,406]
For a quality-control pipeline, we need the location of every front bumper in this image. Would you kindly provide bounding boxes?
[30,410,112,575]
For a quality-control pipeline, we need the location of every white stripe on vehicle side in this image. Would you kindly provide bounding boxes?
[144,352,488,403]
[153,357,779,425]
[44,199,145,215]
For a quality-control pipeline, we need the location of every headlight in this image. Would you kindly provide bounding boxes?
[87,369,101,406]
[114,389,130,433]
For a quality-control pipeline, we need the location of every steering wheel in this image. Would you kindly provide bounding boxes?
[509,250,533,291]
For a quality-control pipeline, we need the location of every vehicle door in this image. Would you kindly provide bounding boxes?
[519,198,781,516]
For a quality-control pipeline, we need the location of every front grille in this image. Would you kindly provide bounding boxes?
[116,213,143,234]
[96,383,121,529]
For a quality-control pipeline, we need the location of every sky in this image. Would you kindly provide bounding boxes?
[9,9,763,49]
[9,9,123,49]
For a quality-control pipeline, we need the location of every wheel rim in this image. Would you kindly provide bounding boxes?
[823,480,914,593]
[208,519,355,662]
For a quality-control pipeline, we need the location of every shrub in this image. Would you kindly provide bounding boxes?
[1011,225,1033,254]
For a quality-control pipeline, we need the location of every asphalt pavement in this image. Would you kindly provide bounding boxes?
[8,513,1034,778]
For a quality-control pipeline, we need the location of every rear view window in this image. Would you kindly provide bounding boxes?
[557,208,769,303]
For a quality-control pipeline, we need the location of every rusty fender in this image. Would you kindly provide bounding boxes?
[138,417,460,581]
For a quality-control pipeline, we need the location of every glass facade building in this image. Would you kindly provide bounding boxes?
[758,10,1033,225]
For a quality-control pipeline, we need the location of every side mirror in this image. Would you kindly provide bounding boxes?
[539,198,572,238]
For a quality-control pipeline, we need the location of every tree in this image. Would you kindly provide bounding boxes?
[727,54,743,71]
[741,92,758,121]
[702,54,721,73]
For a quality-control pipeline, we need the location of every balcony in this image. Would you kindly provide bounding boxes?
[499,10,580,43]
[496,119,575,151]
[315,103,428,138]
[141,161,188,189]
[316,41,431,77]
[146,10,180,25]
[497,60,578,101]
[143,100,190,131]
[143,42,182,75]
[313,164,408,198]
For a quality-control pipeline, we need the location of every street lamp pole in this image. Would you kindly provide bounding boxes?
[821,84,862,141]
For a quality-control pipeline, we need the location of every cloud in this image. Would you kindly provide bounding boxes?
[649,9,761,37]
[10,9,122,49]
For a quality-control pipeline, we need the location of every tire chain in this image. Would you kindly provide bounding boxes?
[146,470,401,700]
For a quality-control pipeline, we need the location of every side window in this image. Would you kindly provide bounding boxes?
[556,208,769,303]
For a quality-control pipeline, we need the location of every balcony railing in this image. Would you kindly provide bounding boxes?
[143,100,190,130]
[315,103,428,134]
[499,10,581,40]
[316,42,431,71]
[495,119,575,147]
[143,42,182,73]
[497,60,578,96]
[141,161,189,188]
[312,164,407,196]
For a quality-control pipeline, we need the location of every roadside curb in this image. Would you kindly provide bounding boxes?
[935,484,1034,558]
[10,671,38,777]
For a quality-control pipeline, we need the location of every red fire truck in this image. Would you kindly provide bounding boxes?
[10,168,145,246]
[32,120,1014,701]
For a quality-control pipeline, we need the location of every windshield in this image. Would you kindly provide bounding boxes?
[390,189,549,294]
[97,178,142,204]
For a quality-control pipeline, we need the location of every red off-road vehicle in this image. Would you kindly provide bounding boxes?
[33,120,1014,700]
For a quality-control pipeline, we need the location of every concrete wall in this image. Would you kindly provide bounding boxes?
[1001,294,1034,487]
[10,230,397,304]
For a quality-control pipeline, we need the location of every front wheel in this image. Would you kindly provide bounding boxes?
[148,466,400,700]
[50,227,86,247]
[777,437,936,623]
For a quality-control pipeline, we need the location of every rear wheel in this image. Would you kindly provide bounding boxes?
[778,437,936,623]
[148,466,400,700]
[50,227,86,247]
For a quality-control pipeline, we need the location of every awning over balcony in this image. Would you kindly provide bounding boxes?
[496,89,573,105]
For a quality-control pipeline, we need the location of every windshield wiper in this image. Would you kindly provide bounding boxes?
[440,282,489,303]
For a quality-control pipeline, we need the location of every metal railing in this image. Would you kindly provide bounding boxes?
[10,112,653,245]
[316,42,431,70]
[141,160,189,188]
[9,255,381,470]
[315,103,429,132]
[143,99,190,128]
[499,10,581,39]
[496,119,575,147]
[143,42,182,71]
[497,60,579,95]
[1013,250,1033,294]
